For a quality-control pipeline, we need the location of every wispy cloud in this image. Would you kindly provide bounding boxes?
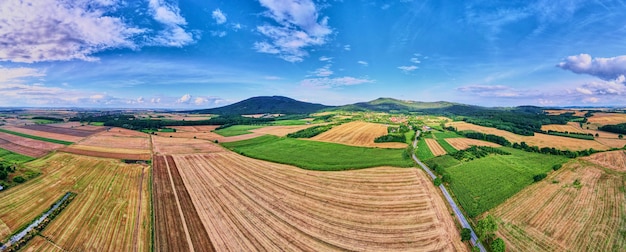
[398,65,418,73]
[212,9,227,24]
[254,0,332,62]
[0,66,46,83]
[319,56,333,62]
[344,45,351,51]
[311,64,333,77]
[558,53,626,81]
[357,61,368,66]
[300,76,373,89]
[457,85,522,97]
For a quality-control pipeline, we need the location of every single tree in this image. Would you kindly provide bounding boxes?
[476,215,498,241]
[491,237,505,252]
[433,177,442,186]
[619,134,623,139]
[461,228,472,241]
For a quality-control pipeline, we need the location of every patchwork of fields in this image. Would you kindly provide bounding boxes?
[152,151,466,251]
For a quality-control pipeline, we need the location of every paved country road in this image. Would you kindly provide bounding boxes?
[412,130,486,252]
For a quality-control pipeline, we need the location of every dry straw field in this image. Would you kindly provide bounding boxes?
[587,112,626,125]
[165,125,315,143]
[445,138,501,150]
[425,139,446,156]
[2,125,92,142]
[0,132,64,157]
[490,151,626,251]
[152,150,466,251]
[447,121,611,151]
[0,153,151,251]
[311,121,407,148]
[61,127,151,160]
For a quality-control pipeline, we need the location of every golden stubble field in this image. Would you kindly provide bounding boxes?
[311,121,407,148]
[445,138,501,150]
[61,127,151,160]
[489,151,626,251]
[151,145,467,251]
[0,153,151,251]
[425,139,446,156]
[448,121,611,151]
[167,124,317,143]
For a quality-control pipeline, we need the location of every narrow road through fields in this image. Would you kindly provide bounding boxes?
[412,131,486,252]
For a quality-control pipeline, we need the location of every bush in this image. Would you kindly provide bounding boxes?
[434,177,442,186]
[13,176,25,183]
[461,228,472,241]
[533,173,547,182]
[552,164,562,171]
[491,237,505,252]
[0,170,7,180]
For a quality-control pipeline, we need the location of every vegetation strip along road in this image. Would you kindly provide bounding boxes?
[412,130,486,252]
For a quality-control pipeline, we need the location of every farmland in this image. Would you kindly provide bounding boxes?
[61,127,151,160]
[223,135,413,170]
[445,138,501,150]
[213,125,264,136]
[425,139,446,156]
[311,121,407,148]
[582,150,626,172]
[0,153,151,251]
[0,128,73,145]
[490,153,626,251]
[153,151,466,251]
[0,132,64,157]
[448,121,611,151]
[435,147,569,217]
[587,112,626,126]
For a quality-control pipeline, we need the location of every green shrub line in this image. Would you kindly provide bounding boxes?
[0,129,73,145]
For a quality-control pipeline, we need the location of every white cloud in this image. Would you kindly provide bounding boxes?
[300,76,373,88]
[583,97,599,103]
[344,45,351,51]
[211,31,227,37]
[232,23,243,30]
[255,0,332,62]
[148,0,195,47]
[357,61,368,66]
[579,76,626,96]
[264,76,283,80]
[457,85,523,97]
[319,56,333,62]
[151,97,161,104]
[398,65,418,73]
[177,94,192,103]
[410,57,421,64]
[558,54,626,81]
[0,66,46,83]
[253,42,280,54]
[575,87,593,95]
[312,64,333,77]
[212,9,227,24]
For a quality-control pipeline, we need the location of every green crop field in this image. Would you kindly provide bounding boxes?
[443,147,569,217]
[433,131,460,139]
[213,125,264,136]
[436,139,458,153]
[0,129,73,145]
[415,137,435,160]
[0,148,35,164]
[222,135,414,171]
[404,131,416,145]
[271,119,310,126]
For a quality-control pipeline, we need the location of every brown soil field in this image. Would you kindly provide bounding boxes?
[587,112,626,125]
[153,155,215,252]
[0,138,48,157]
[447,121,610,151]
[445,138,501,150]
[0,131,64,151]
[21,124,101,137]
[582,150,626,172]
[311,121,407,148]
[489,158,626,251]
[544,109,587,117]
[250,125,318,137]
[165,152,466,251]
[541,123,585,134]
[425,139,446,156]
[2,126,83,142]
[0,153,151,251]
[152,135,226,155]
[60,147,150,161]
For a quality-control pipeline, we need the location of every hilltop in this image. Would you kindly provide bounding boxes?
[188,96,332,115]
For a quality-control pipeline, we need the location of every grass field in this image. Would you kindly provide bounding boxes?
[490,155,626,251]
[415,137,435,160]
[0,128,73,145]
[442,147,569,217]
[222,135,413,171]
[271,119,310,125]
[0,148,35,164]
[155,151,467,251]
[213,125,265,136]
[0,153,151,251]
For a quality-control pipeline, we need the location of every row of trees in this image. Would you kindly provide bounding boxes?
[450,146,511,161]
[287,124,335,138]
[599,123,626,134]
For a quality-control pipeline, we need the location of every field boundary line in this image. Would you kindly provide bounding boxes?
[164,155,195,252]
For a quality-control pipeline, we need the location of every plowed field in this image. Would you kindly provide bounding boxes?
[154,152,466,251]
[445,138,501,150]
[0,153,151,251]
[447,121,610,151]
[490,156,626,251]
[311,121,407,148]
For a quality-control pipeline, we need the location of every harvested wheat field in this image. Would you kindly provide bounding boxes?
[445,138,500,150]
[46,121,104,131]
[62,128,151,160]
[447,121,610,151]
[565,122,626,148]
[2,125,84,142]
[425,139,446,156]
[155,126,266,143]
[0,132,64,157]
[541,123,585,134]
[170,125,220,132]
[152,152,467,251]
[582,150,626,172]
[0,153,151,251]
[587,112,626,126]
[0,138,48,158]
[544,109,587,117]
[490,157,626,251]
[250,125,318,137]
[311,121,407,148]
[151,135,226,155]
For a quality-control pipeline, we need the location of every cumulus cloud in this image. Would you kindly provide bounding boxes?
[254,0,332,62]
[357,61,368,66]
[0,0,195,63]
[177,94,192,103]
[558,54,626,81]
[398,65,418,73]
[300,76,373,89]
[212,9,227,24]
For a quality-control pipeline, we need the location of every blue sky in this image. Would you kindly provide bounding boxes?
[1,0,626,108]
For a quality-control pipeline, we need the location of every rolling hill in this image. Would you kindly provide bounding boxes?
[188,96,332,115]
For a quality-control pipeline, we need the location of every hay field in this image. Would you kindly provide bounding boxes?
[587,112,626,125]
[154,152,467,251]
[0,153,151,251]
[447,121,610,151]
[490,156,626,251]
[311,121,407,148]
[445,138,501,150]
[425,139,446,156]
